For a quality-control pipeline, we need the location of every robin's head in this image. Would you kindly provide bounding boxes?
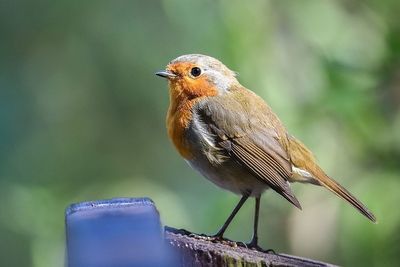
[156,54,238,98]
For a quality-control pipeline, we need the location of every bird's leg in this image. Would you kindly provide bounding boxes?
[247,196,260,248]
[246,196,275,253]
[212,194,249,239]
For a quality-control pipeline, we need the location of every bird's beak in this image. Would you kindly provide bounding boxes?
[155,70,177,79]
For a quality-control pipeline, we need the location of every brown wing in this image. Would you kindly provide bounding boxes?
[195,90,301,209]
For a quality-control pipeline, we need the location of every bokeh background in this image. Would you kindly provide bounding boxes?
[1,0,399,266]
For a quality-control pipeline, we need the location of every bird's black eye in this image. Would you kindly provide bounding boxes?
[190,67,202,77]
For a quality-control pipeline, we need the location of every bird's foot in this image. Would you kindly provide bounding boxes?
[198,233,238,247]
[210,233,224,241]
[165,227,244,248]
[184,232,224,242]
[243,239,276,254]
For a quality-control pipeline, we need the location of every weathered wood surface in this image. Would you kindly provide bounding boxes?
[165,227,338,267]
[65,198,338,267]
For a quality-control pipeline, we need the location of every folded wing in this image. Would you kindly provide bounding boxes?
[194,90,301,209]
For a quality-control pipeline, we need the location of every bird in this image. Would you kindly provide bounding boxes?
[155,54,376,250]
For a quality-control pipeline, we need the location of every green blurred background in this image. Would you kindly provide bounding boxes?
[1,0,399,266]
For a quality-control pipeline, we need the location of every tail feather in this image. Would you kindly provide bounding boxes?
[313,167,377,223]
[288,136,376,223]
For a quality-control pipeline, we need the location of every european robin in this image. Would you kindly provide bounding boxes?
[156,54,376,249]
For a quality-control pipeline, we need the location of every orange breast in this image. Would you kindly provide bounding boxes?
[167,80,217,160]
[165,66,219,159]
[166,99,196,159]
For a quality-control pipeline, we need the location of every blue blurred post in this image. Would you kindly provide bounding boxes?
[65,198,174,267]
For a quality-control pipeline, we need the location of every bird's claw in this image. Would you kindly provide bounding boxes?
[244,241,276,254]
[210,234,224,241]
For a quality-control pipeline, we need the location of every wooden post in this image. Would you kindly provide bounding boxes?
[165,227,337,267]
[65,198,337,267]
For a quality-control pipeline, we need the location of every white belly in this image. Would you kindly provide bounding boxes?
[186,157,269,197]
